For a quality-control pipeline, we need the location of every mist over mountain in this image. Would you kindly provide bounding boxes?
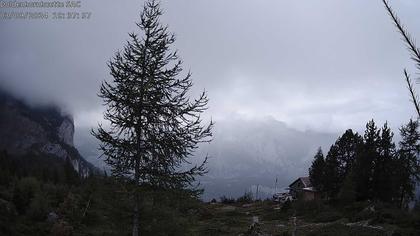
[0,89,96,176]
[74,127,106,171]
[74,116,337,200]
[196,117,337,200]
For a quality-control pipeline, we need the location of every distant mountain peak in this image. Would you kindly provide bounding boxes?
[0,89,96,176]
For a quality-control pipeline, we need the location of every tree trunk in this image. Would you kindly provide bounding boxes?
[400,189,405,210]
[133,156,141,236]
[132,189,139,236]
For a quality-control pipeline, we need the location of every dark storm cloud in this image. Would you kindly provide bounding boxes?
[0,0,419,132]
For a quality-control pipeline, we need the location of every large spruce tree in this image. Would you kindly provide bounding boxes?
[92,1,213,235]
[309,147,326,194]
[353,120,380,200]
[321,129,362,199]
[330,129,363,182]
[372,122,396,202]
[324,146,341,198]
[396,119,420,208]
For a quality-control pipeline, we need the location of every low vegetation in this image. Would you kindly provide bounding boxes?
[194,199,420,236]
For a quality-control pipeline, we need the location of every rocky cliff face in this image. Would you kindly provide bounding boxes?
[0,90,96,177]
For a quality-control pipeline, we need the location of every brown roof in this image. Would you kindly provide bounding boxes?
[289,176,312,188]
[300,177,312,188]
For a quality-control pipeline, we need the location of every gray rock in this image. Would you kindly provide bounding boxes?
[58,118,74,146]
[0,90,97,176]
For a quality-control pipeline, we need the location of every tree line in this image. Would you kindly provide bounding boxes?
[309,119,419,208]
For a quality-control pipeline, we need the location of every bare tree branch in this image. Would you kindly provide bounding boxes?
[382,0,420,118]
[404,70,420,117]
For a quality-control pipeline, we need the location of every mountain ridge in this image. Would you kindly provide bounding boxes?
[0,89,97,176]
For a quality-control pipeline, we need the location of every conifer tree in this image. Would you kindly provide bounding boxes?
[92,1,213,235]
[321,129,363,199]
[399,119,420,179]
[338,171,357,204]
[353,120,380,200]
[331,129,363,182]
[396,119,420,208]
[372,122,396,202]
[309,147,326,193]
[324,146,341,198]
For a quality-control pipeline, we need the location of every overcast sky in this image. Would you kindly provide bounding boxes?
[1,0,420,134]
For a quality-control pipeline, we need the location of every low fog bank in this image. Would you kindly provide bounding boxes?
[195,117,337,200]
[75,117,338,200]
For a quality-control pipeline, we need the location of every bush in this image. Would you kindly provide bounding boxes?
[292,199,325,216]
[27,192,49,220]
[12,177,40,214]
[59,192,83,223]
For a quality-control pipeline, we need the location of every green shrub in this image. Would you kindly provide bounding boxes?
[27,192,49,220]
[292,199,325,217]
[12,177,40,214]
[59,192,84,223]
